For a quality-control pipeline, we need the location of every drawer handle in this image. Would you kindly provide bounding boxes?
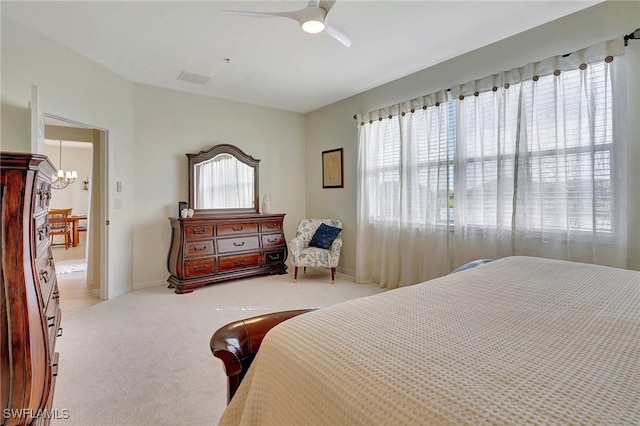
[57,327,63,337]
[48,256,55,267]
[193,245,208,252]
[47,316,56,327]
[192,228,207,235]
[37,188,52,202]
[40,270,49,283]
[233,241,245,247]
[232,226,244,231]
[266,223,277,229]
[38,227,46,241]
[193,265,207,272]
[52,291,60,300]
[234,259,247,266]
[269,253,281,261]
[267,237,278,243]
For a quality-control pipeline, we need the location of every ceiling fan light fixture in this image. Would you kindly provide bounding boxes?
[302,19,325,33]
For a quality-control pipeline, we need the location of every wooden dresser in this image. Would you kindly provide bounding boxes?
[1,152,62,425]
[167,213,288,293]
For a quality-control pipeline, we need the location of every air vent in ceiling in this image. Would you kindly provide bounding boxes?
[177,70,211,85]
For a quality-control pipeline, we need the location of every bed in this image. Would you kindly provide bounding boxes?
[217,256,639,425]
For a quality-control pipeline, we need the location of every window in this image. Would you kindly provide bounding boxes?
[362,57,616,238]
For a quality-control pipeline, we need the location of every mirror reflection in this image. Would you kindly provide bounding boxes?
[194,154,255,209]
[187,143,260,214]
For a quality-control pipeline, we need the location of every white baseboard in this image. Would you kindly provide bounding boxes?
[134,280,166,290]
[337,266,355,276]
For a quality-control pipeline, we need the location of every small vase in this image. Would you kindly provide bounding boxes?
[262,195,271,214]
[187,208,194,217]
[180,209,189,219]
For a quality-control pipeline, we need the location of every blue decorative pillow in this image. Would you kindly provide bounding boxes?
[309,223,342,250]
[450,259,494,274]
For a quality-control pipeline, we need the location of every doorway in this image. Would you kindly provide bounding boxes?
[43,115,109,315]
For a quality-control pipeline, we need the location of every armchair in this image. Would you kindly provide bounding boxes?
[288,219,343,284]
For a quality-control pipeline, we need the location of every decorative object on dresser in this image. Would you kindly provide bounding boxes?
[1,152,63,425]
[167,144,287,294]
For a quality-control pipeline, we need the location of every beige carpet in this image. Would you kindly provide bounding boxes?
[51,270,387,425]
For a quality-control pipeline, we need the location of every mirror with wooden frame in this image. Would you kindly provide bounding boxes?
[187,144,260,215]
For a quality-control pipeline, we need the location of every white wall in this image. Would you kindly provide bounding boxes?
[1,16,135,298]
[305,1,640,274]
[132,84,306,288]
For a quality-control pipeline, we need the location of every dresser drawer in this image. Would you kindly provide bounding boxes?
[218,236,260,253]
[219,253,261,272]
[185,224,214,240]
[262,233,284,248]
[185,240,214,257]
[217,222,259,236]
[34,177,52,214]
[184,258,216,278]
[261,221,282,232]
[36,250,56,305]
[264,249,286,265]
[34,214,51,255]
[45,299,62,357]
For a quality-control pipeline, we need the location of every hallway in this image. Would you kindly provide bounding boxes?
[52,237,101,317]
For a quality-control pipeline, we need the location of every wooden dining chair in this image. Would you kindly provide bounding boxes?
[49,208,73,249]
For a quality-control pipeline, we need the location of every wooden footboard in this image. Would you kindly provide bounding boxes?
[210,308,315,403]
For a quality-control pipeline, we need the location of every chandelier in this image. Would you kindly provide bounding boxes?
[51,140,78,190]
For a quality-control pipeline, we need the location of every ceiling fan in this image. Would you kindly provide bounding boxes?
[224,0,351,47]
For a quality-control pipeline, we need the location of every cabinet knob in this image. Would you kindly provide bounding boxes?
[233,241,245,247]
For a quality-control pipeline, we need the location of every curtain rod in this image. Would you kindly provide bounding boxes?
[353,30,639,120]
[624,28,640,46]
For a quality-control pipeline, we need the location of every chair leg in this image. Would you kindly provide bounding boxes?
[294,267,298,283]
[331,267,336,284]
[303,267,306,274]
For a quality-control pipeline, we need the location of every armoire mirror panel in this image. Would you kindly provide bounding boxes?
[187,144,260,215]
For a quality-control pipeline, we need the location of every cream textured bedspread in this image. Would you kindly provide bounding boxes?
[218,256,639,425]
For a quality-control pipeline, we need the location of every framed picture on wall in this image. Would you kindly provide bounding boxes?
[322,148,344,188]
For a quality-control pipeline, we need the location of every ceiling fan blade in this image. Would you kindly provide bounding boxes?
[307,0,320,7]
[319,0,336,14]
[223,9,303,21]
[325,22,351,47]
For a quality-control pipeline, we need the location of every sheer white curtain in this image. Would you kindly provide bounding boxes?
[357,38,628,289]
[196,154,254,209]
[452,38,628,268]
[356,93,454,286]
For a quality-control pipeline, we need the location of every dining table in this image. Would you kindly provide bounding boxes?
[66,214,87,247]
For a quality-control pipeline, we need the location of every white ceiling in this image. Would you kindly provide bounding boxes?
[1,1,600,113]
